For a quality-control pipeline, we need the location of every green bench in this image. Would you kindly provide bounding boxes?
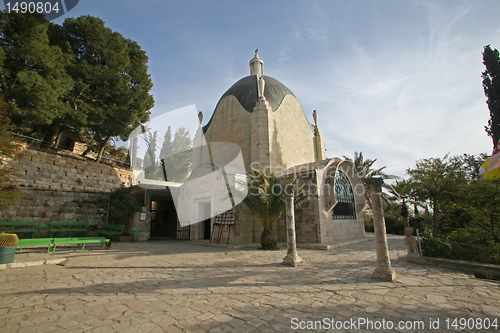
[52,237,110,252]
[0,222,37,238]
[0,222,112,253]
[17,238,54,253]
[96,223,125,241]
[17,237,110,253]
[50,221,88,238]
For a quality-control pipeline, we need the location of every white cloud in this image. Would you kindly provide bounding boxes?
[305,28,325,42]
[295,28,303,41]
[278,47,291,64]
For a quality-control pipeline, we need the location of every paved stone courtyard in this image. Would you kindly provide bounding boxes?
[1,235,499,332]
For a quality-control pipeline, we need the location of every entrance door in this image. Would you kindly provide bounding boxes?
[163,209,178,239]
[200,202,211,240]
[150,201,179,240]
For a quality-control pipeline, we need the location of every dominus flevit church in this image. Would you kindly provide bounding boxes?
[133,52,366,244]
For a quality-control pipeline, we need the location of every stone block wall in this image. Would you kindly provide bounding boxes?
[271,95,317,170]
[295,198,321,243]
[0,188,109,228]
[9,147,134,191]
[204,95,253,169]
[0,147,134,229]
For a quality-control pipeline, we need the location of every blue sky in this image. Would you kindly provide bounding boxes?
[43,0,500,177]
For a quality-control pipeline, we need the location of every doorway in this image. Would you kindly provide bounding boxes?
[150,200,180,240]
[200,202,211,240]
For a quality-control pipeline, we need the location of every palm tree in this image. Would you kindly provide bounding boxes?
[343,152,398,182]
[343,152,399,208]
[386,179,413,227]
[242,170,306,249]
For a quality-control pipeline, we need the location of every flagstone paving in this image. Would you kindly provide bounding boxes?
[1,235,499,332]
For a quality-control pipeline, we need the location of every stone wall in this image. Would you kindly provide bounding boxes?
[271,94,317,170]
[0,147,134,228]
[9,147,134,191]
[204,94,321,173]
[204,95,253,169]
[1,188,109,228]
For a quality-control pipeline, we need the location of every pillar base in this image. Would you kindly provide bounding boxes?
[404,236,419,256]
[282,254,303,267]
[373,268,397,281]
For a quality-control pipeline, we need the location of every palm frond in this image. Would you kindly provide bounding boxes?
[241,170,307,230]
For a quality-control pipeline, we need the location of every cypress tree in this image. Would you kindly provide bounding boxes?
[482,45,500,149]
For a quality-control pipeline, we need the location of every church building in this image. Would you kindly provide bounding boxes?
[182,52,366,244]
[133,52,366,245]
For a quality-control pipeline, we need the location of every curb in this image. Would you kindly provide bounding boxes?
[0,258,67,270]
[408,255,500,279]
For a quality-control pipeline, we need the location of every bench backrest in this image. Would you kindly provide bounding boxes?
[103,223,126,232]
[0,221,37,229]
[50,221,88,228]
[49,221,88,237]
[38,223,50,231]
[0,222,37,238]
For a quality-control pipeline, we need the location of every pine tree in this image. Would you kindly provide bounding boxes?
[0,13,154,163]
[59,16,154,162]
[482,45,500,149]
[143,130,158,179]
[0,97,22,206]
[0,12,73,131]
[157,126,192,182]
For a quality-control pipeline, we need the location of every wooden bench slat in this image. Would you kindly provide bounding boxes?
[52,237,110,252]
[49,222,88,238]
[0,222,37,238]
[96,224,125,241]
[17,238,54,253]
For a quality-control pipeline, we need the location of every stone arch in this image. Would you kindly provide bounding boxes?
[335,160,365,217]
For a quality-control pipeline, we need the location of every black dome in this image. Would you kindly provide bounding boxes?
[219,75,294,113]
[203,75,295,132]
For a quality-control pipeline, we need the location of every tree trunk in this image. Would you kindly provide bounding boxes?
[433,201,437,235]
[81,147,91,157]
[261,228,277,249]
[96,137,110,163]
[53,128,63,148]
[401,200,409,228]
[42,122,61,147]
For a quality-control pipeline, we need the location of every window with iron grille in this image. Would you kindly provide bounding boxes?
[331,170,357,220]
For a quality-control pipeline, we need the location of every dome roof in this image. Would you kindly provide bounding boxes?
[202,53,299,133]
[217,75,295,113]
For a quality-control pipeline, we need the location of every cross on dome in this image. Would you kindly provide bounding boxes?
[249,51,264,76]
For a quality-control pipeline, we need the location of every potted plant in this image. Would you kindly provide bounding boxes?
[0,232,18,264]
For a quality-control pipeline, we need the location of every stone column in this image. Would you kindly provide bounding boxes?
[366,178,397,281]
[282,187,302,267]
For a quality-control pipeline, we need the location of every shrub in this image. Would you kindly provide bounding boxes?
[384,215,405,235]
[421,229,451,258]
[107,186,140,224]
[420,228,500,265]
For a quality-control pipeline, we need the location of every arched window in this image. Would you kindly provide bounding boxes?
[331,170,356,220]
